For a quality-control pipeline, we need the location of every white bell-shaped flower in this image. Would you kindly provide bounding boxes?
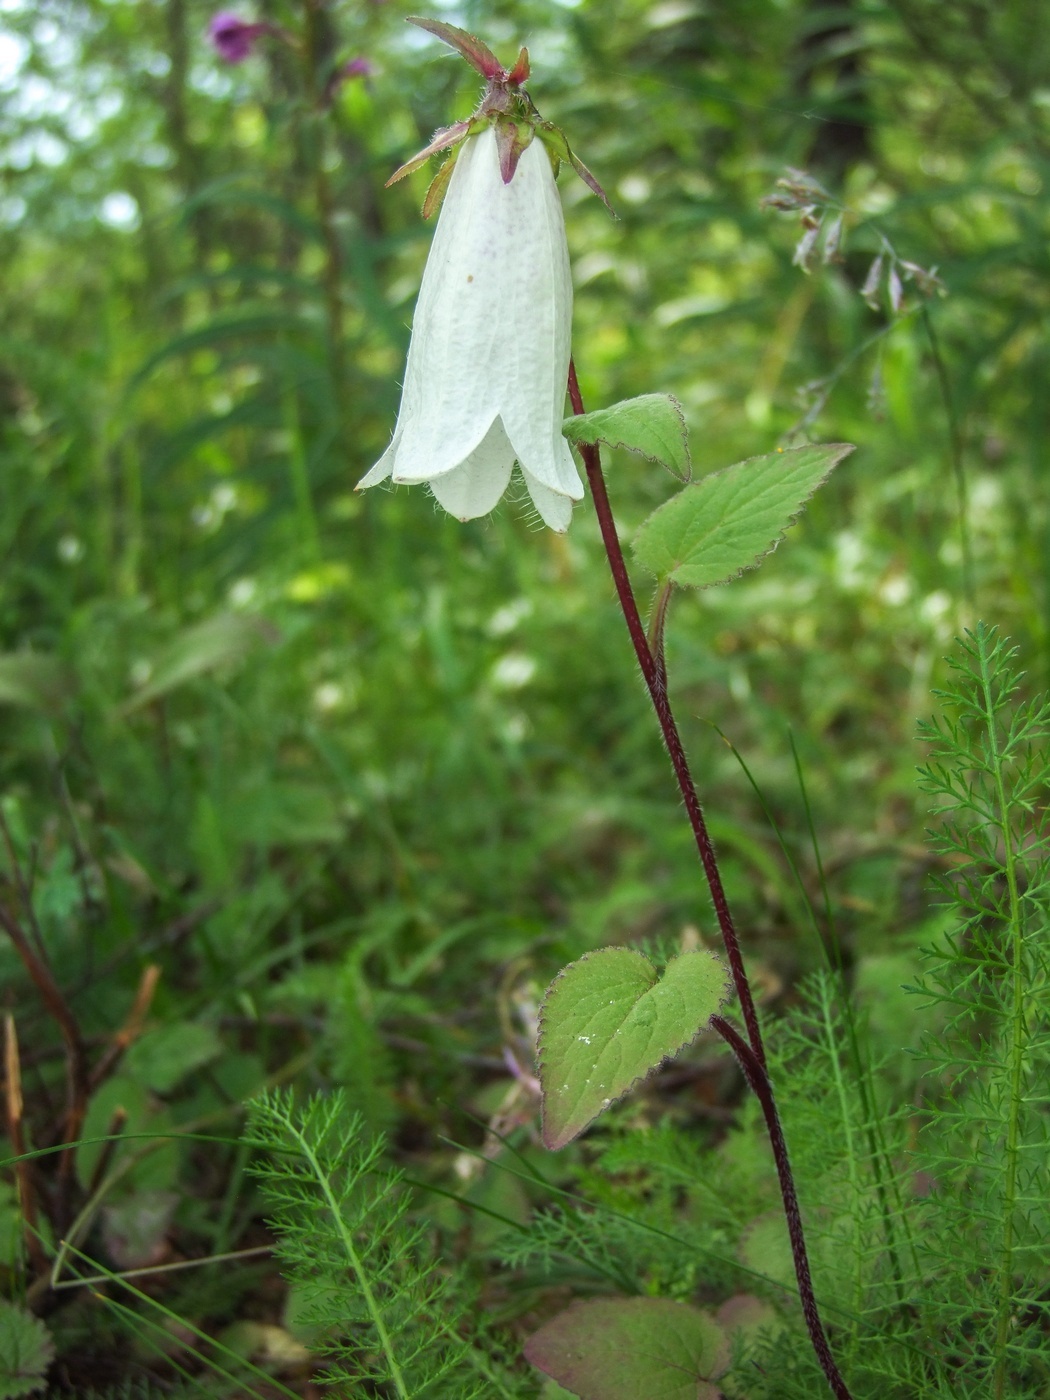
[358,125,583,531]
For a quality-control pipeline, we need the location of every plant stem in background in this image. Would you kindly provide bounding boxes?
[2,1016,48,1275]
[282,380,323,564]
[922,306,973,609]
[300,0,346,395]
[568,360,854,1400]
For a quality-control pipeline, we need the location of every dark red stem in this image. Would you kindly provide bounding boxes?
[568,359,853,1400]
[713,1016,853,1400]
[567,360,766,1069]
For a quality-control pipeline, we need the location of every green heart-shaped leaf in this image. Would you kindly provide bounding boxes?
[525,1297,730,1400]
[538,947,729,1150]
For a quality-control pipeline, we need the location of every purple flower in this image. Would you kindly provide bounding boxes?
[208,11,270,64]
[321,56,374,105]
[340,56,373,79]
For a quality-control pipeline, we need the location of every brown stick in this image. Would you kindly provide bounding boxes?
[90,964,162,1091]
[85,1105,130,1199]
[0,904,90,1160]
[3,1015,48,1275]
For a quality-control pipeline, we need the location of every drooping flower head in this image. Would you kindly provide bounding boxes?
[357,18,610,532]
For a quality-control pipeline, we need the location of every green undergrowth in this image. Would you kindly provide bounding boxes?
[493,624,1050,1398]
[17,625,1038,1399]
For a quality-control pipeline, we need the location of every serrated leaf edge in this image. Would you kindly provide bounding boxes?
[0,1302,54,1397]
[633,442,855,588]
[536,947,730,1150]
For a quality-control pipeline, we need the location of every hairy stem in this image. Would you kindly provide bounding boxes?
[713,1016,854,1400]
[567,361,766,1069]
[569,360,853,1398]
[647,577,673,696]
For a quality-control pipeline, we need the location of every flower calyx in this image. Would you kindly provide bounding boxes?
[386,16,613,218]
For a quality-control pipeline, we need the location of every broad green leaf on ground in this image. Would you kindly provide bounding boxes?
[102,1190,180,1270]
[563,394,691,480]
[0,1302,54,1399]
[716,1294,787,1363]
[633,443,854,588]
[121,612,277,712]
[76,1075,179,1195]
[0,654,72,713]
[124,1021,223,1094]
[739,1211,798,1291]
[525,1297,729,1400]
[538,947,729,1150]
[219,1321,312,1369]
[540,1383,577,1400]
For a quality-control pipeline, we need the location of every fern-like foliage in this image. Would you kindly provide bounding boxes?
[748,627,1050,1398]
[246,1088,483,1400]
[910,623,1050,1398]
[752,973,929,1398]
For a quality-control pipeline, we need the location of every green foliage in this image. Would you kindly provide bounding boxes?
[537,947,729,1149]
[525,1296,729,1399]
[2,0,1050,1393]
[910,624,1050,1396]
[511,627,1050,1399]
[123,1021,223,1095]
[120,612,276,713]
[245,1088,483,1399]
[563,395,691,481]
[0,1303,53,1399]
[632,444,854,589]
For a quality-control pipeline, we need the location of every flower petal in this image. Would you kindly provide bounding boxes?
[521,469,575,532]
[507,426,582,500]
[357,432,400,488]
[427,419,515,520]
[379,133,508,483]
[487,138,582,501]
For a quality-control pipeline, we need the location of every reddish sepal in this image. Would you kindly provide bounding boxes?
[406,17,506,80]
[385,120,472,187]
[494,120,534,184]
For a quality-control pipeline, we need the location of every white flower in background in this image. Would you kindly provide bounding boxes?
[358,125,582,530]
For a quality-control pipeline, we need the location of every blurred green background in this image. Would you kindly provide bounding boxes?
[1,0,1048,1388]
